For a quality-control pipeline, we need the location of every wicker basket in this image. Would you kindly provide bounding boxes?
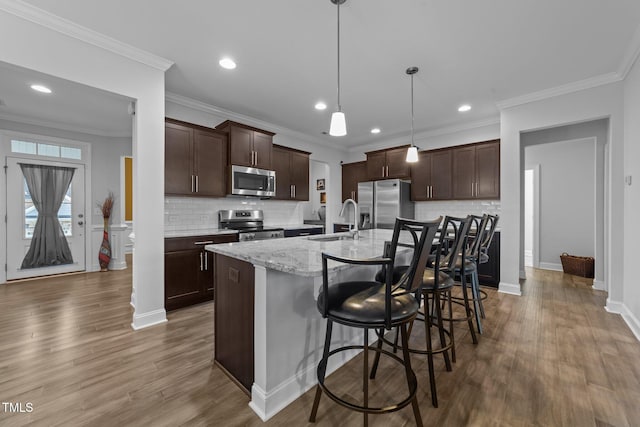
[560,253,594,278]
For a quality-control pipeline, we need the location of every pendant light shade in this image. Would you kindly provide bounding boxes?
[406,146,419,162]
[330,111,347,136]
[406,66,419,163]
[329,0,347,136]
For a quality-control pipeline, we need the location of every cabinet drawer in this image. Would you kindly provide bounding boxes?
[284,227,323,237]
[165,234,238,252]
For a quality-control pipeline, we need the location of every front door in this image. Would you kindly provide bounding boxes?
[6,157,86,280]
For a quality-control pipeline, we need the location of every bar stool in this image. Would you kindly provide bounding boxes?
[435,216,478,342]
[309,217,441,427]
[372,215,470,407]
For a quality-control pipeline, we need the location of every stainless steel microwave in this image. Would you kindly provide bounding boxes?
[230,165,276,197]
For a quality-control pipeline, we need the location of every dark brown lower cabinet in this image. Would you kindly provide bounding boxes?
[164,234,238,311]
[477,231,500,288]
[214,253,254,393]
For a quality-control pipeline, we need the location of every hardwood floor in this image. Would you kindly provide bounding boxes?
[1,262,639,426]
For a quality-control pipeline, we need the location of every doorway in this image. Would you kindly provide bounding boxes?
[6,156,86,280]
[524,166,540,268]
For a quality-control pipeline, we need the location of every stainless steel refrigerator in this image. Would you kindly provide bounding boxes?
[357,179,414,229]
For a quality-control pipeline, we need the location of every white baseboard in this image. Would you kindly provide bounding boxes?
[539,262,563,271]
[498,282,522,296]
[131,308,167,330]
[592,280,606,291]
[250,333,365,421]
[605,299,640,342]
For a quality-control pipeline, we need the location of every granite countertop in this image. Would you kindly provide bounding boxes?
[164,228,239,238]
[206,229,407,277]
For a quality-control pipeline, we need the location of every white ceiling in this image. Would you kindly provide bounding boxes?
[3,0,640,147]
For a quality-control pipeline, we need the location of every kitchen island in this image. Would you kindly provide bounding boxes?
[205,229,405,421]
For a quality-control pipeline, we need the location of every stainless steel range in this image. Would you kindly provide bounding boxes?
[218,210,284,241]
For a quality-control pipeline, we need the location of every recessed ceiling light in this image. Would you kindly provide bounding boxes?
[458,104,471,112]
[219,57,237,70]
[315,102,327,110]
[31,84,52,94]
[370,128,381,134]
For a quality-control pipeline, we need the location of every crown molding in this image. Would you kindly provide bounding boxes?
[496,72,622,110]
[348,116,500,153]
[618,23,640,80]
[0,0,173,71]
[165,92,346,152]
[0,112,132,138]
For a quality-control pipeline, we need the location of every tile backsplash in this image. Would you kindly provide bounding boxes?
[165,196,305,232]
[414,200,501,221]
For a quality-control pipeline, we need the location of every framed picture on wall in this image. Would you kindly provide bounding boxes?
[316,179,325,190]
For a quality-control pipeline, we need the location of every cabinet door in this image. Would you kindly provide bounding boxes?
[165,249,202,311]
[430,149,453,200]
[272,146,291,200]
[165,122,193,195]
[475,141,500,199]
[366,151,387,180]
[229,126,254,167]
[452,145,476,199]
[193,129,227,197]
[410,151,431,201]
[342,161,367,202]
[290,151,309,201]
[385,147,410,179]
[252,132,273,170]
[201,250,215,298]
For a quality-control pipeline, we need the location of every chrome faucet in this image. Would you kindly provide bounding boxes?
[339,198,359,240]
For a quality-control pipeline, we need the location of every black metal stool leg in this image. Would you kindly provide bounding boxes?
[400,323,423,427]
[423,292,438,407]
[369,328,384,380]
[434,291,452,372]
[461,273,478,344]
[447,288,456,363]
[309,319,333,422]
[363,328,369,427]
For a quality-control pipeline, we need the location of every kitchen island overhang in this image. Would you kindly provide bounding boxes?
[205,229,410,421]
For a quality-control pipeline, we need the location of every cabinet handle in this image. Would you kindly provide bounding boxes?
[386,165,389,177]
[352,190,355,200]
[290,184,293,198]
[195,175,199,193]
[293,185,296,198]
[381,166,385,177]
[204,253,208,270]
[254,151,258,166]
[191,175,195,193]
[476,182,479,197]
[199,252,203,271]
[299,232,311,236]
[429,185,432,199]
[194,241,214,245]
[471,182,474,197]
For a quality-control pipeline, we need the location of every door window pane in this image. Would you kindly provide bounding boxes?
[24,179,72,238]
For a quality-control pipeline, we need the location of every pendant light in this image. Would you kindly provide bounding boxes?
[406,66,419,163]
[329,0,347,136]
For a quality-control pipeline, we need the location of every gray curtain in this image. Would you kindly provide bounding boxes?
[20,164,75,269]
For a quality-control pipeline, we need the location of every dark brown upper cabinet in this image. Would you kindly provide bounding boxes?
[272,145,310,201]
[216,120,275,170]
[452,139,500,200]
[410,149,453,201]
[341,161,367,202]
[165,118,228,197]
[365,146,411,180]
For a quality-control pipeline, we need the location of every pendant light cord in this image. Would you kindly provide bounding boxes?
[410,72,414,146]
[337,1,341,112]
